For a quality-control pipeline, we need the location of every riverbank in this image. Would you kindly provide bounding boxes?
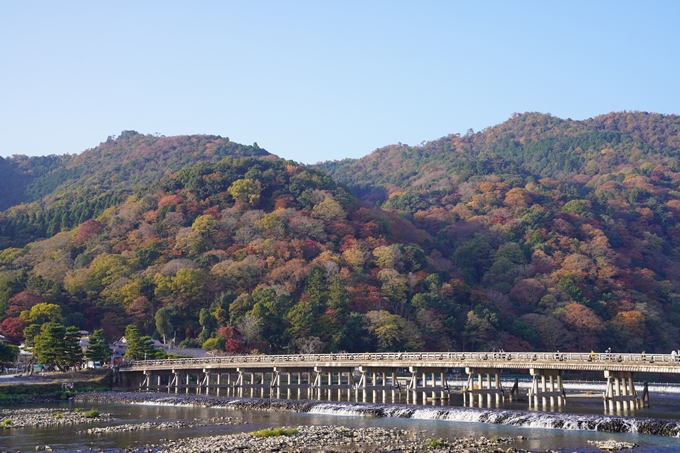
[74,391,680,438]
[0,370,111,405]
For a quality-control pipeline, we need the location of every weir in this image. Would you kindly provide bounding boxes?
[117,351,680,409]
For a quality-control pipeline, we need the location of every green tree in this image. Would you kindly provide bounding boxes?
[0,343,19,370]
[86,329,111,363]
[22,323,42,348]
[327,275,350,311]
[228,178,262,205]
[198,308,217,344]
[202,336,226,351]
[123,325,144,360]
[284,301,315,341]
[364,310,423,352]
[311,197,346,221]
[463,311,492,351]
[155,304,179,345]
[247,288,291,346]
[210,291,236,326]
[139,335,159,359]
[64,326,83,367]
[20,302,63,325]
[33,322,67,370]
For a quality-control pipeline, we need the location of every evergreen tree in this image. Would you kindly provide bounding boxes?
[64,326,83,367]
[123,325,144,360]
[86,329,111,363]
[139,335,159,359]
[22,324,42,348]
[0,343,19,368]
[33,322,66,370]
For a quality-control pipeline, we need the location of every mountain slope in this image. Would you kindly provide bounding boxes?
[318,111,680,203]
[0,132,268,247]
[0,131,268,211]
[2,114,680,358]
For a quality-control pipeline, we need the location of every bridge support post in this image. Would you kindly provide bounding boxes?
[271,371,280,399]
[168,372,176,393]
[464,368,504,407]
[141,372,150,392]
[529,369,565,408]
[603,370,640,411]
[407,367,448,404]
[201,371,211,395]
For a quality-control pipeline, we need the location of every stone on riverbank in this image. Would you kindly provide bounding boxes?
[146,425,516,453]
[80,418,247,434]
[587,439,637,450]
[0,407,113,429]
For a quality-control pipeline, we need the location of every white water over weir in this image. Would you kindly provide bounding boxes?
[117,351,680,411]
[307,402,680,437]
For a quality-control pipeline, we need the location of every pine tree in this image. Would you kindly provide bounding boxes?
[123,325,144,360]
[139,336,158,359]
[64,326,83,367]
[33,322,66,370]
[86,329,111,363]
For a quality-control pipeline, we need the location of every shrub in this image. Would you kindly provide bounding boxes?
[55,412,64,419]
[250,427,299,437]
[2,419,11,426]
[423,438,444,447]
[74,408,81,413]
[82,409,100,418]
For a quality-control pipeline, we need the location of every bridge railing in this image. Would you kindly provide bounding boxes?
[122,351,680,370]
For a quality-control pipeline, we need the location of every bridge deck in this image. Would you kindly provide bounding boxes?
[119,351,680,374]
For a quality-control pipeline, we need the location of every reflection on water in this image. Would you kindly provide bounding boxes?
[184,382,680,421]
[2,392,680,452]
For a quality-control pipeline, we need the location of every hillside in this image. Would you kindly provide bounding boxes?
[0,132,268,246]
[319,112,680,203]
[2,113,680,357]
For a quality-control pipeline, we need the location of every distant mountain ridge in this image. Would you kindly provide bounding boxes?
[318,111,680,204]
[0,131,268,211]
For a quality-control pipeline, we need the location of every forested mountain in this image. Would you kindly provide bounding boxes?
[319,112,680,203]
[2,112,680,357]
[0,132,268,245]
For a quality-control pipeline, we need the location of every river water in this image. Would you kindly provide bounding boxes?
[3,388,680,452]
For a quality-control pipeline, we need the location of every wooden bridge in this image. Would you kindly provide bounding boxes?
[116,351,680,411]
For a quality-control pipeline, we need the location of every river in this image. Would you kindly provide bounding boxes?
[2,386,680,452]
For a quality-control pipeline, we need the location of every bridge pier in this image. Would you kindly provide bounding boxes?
[529,369,566,408]
[463,367,504,406]
[309,368,354,401]
[356,367,401,403]
[408,367,449,404]
[603,370,641,411]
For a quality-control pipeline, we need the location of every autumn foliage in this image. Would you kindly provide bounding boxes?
[1,114,680,355]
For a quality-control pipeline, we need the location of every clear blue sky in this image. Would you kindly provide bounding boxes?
[1,1,679,164]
